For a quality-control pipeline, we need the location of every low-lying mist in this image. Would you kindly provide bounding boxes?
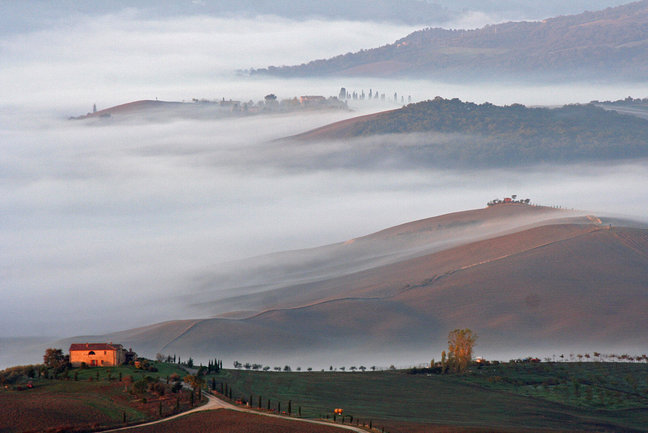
[2,7,648,368]
[2,111,648,339]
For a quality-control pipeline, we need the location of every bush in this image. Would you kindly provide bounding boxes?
[150,382,166,396]
[133,379,148,394]
[0,365,41,385]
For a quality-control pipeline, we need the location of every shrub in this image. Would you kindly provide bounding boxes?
[150,382,166,396]
[133,380,148,394]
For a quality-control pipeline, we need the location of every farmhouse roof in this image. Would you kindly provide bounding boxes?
[69,343,123,351]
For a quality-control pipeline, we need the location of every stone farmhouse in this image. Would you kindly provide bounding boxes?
[69,343,131,367]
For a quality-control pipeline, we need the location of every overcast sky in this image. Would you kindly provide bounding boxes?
[0,1,636,34]
[2,1,648,340]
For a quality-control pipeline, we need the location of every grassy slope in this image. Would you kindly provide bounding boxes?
[210,363,648,433]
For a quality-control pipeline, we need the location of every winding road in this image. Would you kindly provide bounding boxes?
[100,391,368,433]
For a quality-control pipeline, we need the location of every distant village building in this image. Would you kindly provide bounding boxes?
[219,98,241,111]
[299,95,326,105]
[69,343,130,367]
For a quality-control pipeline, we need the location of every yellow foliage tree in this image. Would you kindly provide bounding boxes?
[447,328,477,373]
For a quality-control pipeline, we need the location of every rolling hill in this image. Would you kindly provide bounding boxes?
[60,203,648,365]
[69,100,234,121]
[252,0,648,81]
[285,98,648,168]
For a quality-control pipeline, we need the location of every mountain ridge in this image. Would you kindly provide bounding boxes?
[252,0,648,80]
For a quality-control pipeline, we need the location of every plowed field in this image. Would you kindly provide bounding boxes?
[122,409,351,433]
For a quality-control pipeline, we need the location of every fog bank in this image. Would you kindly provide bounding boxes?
[2,8,648,352]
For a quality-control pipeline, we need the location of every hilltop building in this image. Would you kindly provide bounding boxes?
[69,343,132,367]
[487,195,531,207]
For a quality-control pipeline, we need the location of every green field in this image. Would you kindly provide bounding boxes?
[208,362,648,433]
[68,359,187,382]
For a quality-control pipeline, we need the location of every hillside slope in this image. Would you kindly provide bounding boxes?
[61,205,648,363]
[188,203,569,314]
[253,0,648,80]
[287,98,648,167]
[70,100,233,121]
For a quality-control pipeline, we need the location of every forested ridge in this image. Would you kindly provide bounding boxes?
[301,97,648,167]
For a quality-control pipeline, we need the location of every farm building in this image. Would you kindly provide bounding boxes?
[69,343,127,367]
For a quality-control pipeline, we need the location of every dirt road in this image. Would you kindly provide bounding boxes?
[100,391,367,433]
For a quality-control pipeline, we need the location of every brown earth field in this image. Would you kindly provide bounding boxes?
[118,409,348,433]
[75,100,181,119]
[108,226,648,353]
[61,204,648,363]
[286,109,396,141]
[0,380,195,433]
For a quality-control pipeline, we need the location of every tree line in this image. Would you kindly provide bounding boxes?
[331,97,648,167]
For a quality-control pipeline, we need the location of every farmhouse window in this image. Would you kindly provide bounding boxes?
[88,351,95,355]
